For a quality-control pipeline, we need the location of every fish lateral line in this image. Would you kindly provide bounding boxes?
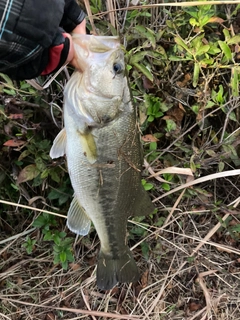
[98,169,103,187]
[88,162,116,169]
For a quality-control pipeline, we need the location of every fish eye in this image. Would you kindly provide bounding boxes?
[113,63,123,75]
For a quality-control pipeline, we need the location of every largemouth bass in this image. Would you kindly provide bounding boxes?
[50,35,154,290]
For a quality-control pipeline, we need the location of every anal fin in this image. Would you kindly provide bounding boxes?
[67,195,91,236]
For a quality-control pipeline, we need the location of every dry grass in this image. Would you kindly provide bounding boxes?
[1,191,240,319]
[1,1,240,319]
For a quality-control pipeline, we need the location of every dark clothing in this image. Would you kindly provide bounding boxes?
[0,0,85,80]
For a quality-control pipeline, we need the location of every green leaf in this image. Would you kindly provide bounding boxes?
[131,225,146,237]
[155,111,163,118]
[20,81,32,90]
[48,189,61,200]
[49,169,60,183]
[218,161,225,172]
[232,4,240,16]
[61,261,68,270]
[153,101,160,113]
[0,73,14,86]
[60,251,67,263]
[66,251,74,262]
[185,8,198,19]
[18,150,31,161]
[187,256,195,263]
[193,62,200,87]
[159,102,168,112]
[189,17,198,27]
[3,88,16,95]
[231,67,239,97]
[43,230,54,241]
[196,45,210,57]
[133,62,153,82]
[175,36,192,54]
[229,111,237,122]
[90,6,99,14]
[166,20,174,28]
[17,164,40,184]
[162,183,170,191]
[145,27,157,48]
[218,41,232,61]
[201,58,214,66]
[149,142,157,150]
[205,149,216,157]
[222,144,237,156]
[227,35,240,45]
[38,139,51,150]
[11,183,19,191]
[59,231,66,238]
[41,168,49,179]
[192,105,200,114]
[217,85,224,104]
[134,25,146,34]
[59,194,71,206]
[208,46,221,55]
[134,26,156,47]
[199,15,211,28]
[53,255,60,264]
[147,115,154,122]
[35,157,46,171]
[165,119,176,132]
[144,182,154,191]
[33,213,57,230]
[130,51,147,64]
[163,173,173,182]
[223,29,231,42]
[33,215,48,229]
[169,55,193,62]
[141,242,150,259]
[230,224,240,233]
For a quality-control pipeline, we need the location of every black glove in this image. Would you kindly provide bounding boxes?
[0,0,85,80]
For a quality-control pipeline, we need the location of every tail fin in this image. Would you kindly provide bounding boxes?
[96,248,139,290]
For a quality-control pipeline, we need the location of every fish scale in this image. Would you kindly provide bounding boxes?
[50,35,154,290]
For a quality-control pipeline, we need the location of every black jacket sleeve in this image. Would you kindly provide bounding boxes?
[60,0,86,33]
[0,0,85,80]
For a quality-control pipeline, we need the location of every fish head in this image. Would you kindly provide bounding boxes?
[72,35,122,69]
[72,35,125,99]
[64,35,129,130]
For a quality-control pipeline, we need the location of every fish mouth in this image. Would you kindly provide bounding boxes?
[72,34,121,52]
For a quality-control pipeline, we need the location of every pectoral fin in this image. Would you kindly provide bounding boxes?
[78,131,97,164]
[67,196,91,236]
[50,128,66,159]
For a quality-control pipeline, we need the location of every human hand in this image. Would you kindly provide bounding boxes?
[72,18,86,35]
[65,19,86,69]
